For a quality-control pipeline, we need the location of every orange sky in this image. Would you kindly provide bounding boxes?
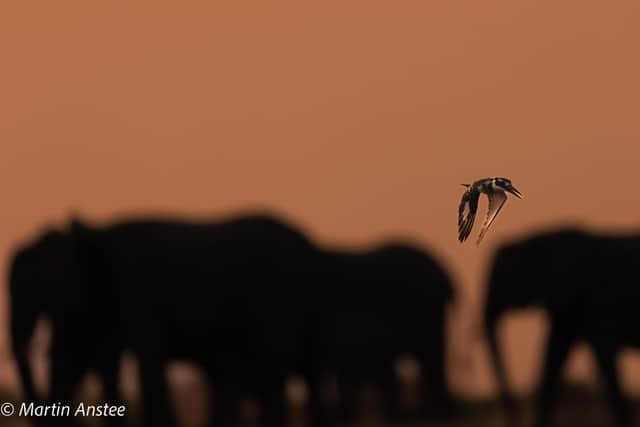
[2,0,640,397]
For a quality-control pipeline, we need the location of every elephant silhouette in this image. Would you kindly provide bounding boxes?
[312,243,455,424]
[484,228,640,427]
[10,213,320,427]
[9,227,108,427]
[10,214,456,427]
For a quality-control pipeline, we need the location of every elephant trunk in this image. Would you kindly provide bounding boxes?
[15,349,38,404]
[11,310,41,405]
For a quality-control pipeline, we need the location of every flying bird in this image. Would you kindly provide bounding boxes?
[458,177,523,244]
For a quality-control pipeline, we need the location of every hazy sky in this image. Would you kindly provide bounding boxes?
[2,1,640,397]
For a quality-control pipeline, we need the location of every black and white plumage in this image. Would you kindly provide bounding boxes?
[458,177,523,244]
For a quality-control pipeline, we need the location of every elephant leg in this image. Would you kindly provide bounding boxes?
[139,356,176,427]
[337,375,359,424]
[417,318,451,417]
[306,376,332,427]
[260,376,286,427]
[99,354,125,427]
[379,363,400,421]
[533,325,573,427]
[301,331,334,427]
[210,384,238,427]
[592,344,633,427]
[48,355,87,427]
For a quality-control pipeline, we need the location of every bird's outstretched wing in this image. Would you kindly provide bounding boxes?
[476,190,507,245]
[458,188,480,242]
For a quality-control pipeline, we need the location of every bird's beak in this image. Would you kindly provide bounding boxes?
[461,183,470,188]
[507,186,523,199]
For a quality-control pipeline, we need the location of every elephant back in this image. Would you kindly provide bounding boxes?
[489,228,598,313]
[370,243,454,302]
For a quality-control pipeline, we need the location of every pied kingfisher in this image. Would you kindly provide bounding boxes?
[458,177,523,244]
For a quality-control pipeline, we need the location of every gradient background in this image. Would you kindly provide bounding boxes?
[2,0,640,400]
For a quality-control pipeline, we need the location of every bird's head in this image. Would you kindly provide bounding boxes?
[494,178,523,199]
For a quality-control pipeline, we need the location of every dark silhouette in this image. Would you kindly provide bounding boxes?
[313,244,455,424]
[10,227,110,427]
[11,214,320,427]
[484,228,640,427]
[10,213,456,427]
